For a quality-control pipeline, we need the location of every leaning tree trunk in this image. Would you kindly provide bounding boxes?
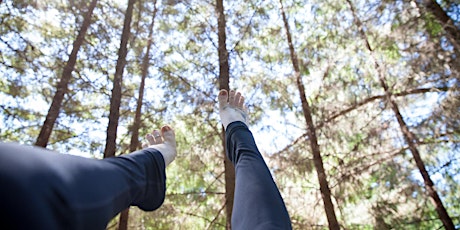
[346,0,455,229]
[279,1,340,229]
[103,0,136,158]
[35,0,98,147]
[118,1,158,229]
[418,0,460,52]
[216,0,235,228]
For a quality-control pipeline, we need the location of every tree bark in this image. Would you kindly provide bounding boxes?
[346,0,455,229]
[118,1,158,229]
[216,0,235,228]
[279,1,340,229]
[35,0,98,147]
[103,0,136,158]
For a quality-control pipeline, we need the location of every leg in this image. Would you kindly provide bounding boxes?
[0,125,176,230]
[218,90,292,230]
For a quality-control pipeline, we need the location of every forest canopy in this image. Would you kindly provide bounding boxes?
[0,0,459,229]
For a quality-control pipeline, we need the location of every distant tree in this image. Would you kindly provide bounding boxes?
[35,0,98,147]
[104,0,136,158]
[278,0,340,229]
[216,0,235,228]
[345,0,455,228]
[118,0,158,229]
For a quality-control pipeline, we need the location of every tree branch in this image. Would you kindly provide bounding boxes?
[272,86,452,156]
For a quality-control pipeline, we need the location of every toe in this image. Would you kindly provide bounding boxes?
[153,130,163,143]
[218,89,228,109]
[229,90,236,106]
[161,125,176,143]
[234,92,241,107]
[238,96,245,108]
[146,133,155,145]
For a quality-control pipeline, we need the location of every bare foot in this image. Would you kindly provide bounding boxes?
[218,89,248,129]
[145,125,177,166]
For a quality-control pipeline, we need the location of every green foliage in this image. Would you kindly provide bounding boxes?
[1,0,459,228]
[380,42,401,61]
[423,14,443,37]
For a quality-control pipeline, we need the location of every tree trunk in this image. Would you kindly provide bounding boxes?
[35,0,98,147]
[346,1,455,229]
[216,0,235,228]
[103,0,136,158]
[279,1,340,229]
[118,1,158,229]
[420,0,460,51]
[378,77,455,230]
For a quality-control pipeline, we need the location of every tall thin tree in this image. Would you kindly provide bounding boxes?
[216,0,235,228]
[118,1,158,229]
[104,0,136,158]
[346,0,455,229]
[279,0,340,229]
[35,0,98,147]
